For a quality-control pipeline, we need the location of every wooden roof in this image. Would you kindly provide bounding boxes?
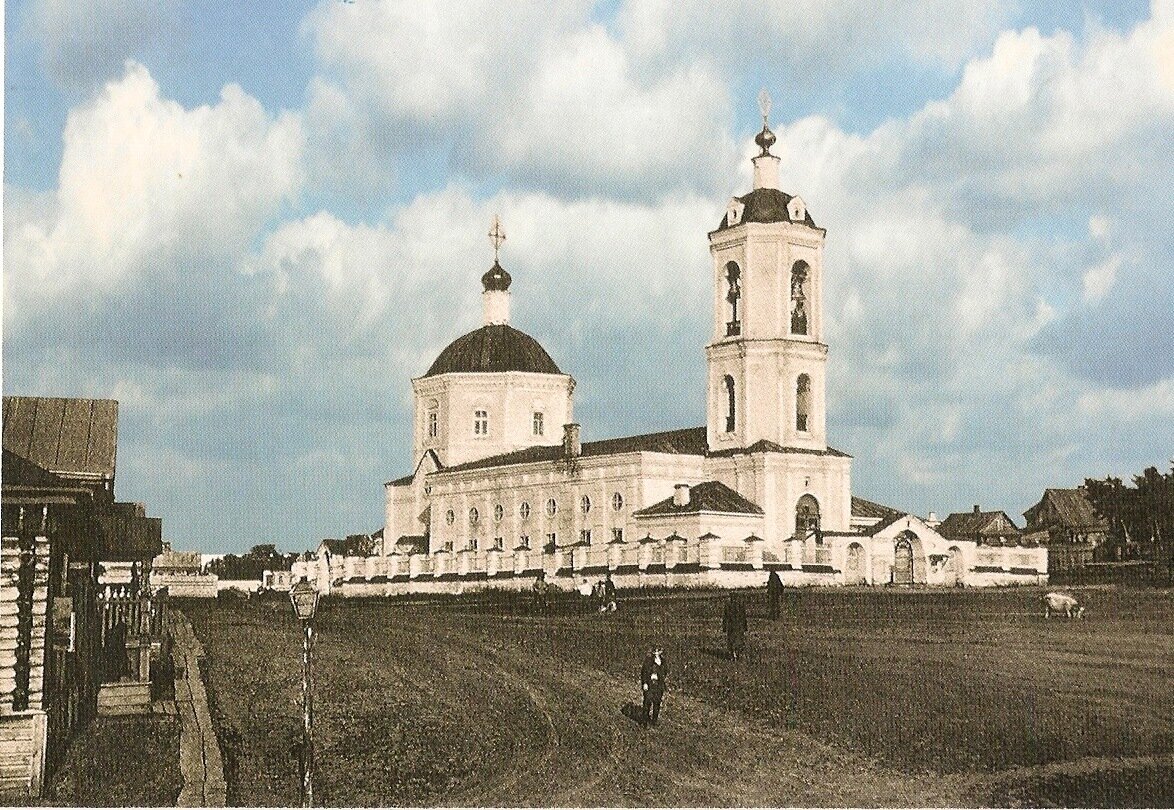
[3,396,118,481]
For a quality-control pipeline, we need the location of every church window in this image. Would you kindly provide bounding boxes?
[611,492,624,511]
[493,504,504,522]
[580,529,592,545]
[520,502,531,520]
[545,498,558,517]
[796,374,811,432]
[545,533,557,553]
[795,494,821,539]
[519,534,531,549]
[790,262,810,335]
[424,484,432,496]
[724,375,736,433]
[445,509,455,526]
[470,537,479,551]
[533,412,544,436]
[469,507,479,525]
[427,411,438,439]
[725,262,742,336]
[612,527,624,544]
[443,540,454,552]
[581,495,591,514]
[493,536,504,551]
[473,409,488,435]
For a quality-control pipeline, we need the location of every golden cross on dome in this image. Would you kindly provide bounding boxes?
[488,215,506,262]
[758,89,772,126]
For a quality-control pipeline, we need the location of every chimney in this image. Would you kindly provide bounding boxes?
[673,483,691,507]
[563,423,581,458]
[974,504,981,515]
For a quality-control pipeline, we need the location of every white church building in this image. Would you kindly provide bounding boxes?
[296,105,1046,596]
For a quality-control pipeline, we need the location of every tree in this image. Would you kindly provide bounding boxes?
[1085,464,1174,575]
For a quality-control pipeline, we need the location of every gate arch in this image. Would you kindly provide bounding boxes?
[845,543,867,585]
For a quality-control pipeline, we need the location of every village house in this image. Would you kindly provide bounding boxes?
[294,103,1047,596]
[1,396,163,799]
[1022,488,1110,572]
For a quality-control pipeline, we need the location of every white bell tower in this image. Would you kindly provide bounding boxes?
[706,93,830,454]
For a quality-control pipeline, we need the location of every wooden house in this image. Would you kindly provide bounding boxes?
[1,396,162,799]
[1023,488,1109,572]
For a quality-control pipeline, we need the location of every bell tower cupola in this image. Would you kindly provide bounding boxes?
[706,92,830,454]
[482,215,512,325]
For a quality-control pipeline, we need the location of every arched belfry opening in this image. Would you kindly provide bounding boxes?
[795,494,821,539]
[723,375,736,433]
[725,262,742,336]
[796,374,811,432]
[790,261,809,335]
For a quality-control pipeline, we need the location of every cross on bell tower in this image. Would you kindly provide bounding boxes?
[481,215,512,326]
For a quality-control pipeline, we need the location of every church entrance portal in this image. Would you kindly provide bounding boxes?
[893,538,914,586]
[845,543,866,585]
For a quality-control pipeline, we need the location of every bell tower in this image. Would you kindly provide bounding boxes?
[706,93,829,454]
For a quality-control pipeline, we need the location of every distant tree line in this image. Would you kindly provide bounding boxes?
[1084,464,1174,568]
[206,544,299,580]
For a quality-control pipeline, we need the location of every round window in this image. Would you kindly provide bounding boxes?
[545,498,558,517]
[445,509,455,526]
[611,492,624,511]
[580,495,591,514]
[469,507,479,524]
[493,504,504,522]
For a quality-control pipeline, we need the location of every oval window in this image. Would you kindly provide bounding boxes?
[469,507,479,525]
[611,492,624,511]
[580,495,591,514]
[445,509,455,526]
[545,498,558,517]
[520,502,531,520]
[493,504,504,522]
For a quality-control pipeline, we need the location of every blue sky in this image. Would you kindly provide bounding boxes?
[4,0,1171,553]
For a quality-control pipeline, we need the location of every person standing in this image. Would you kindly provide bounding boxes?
[602,573,617,612]
[532,571,549,613]
[640,647,668,724]
[767,570,784,620]
[722,592,748,660]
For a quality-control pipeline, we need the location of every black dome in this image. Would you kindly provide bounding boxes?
[424,324,562,378]
[481,261,512,291]
[717,187,817,230]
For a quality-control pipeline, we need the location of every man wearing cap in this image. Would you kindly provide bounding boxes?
[640,647,668,725]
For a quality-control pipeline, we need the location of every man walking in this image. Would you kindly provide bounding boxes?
[640,647,668,725]
[722,592,748,660]
[767,570,783,620]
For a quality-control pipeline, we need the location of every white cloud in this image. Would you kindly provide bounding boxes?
[25,0,180,88]
[1081,255,1121,304]
[301,0,733,199]
[4,62,304,316]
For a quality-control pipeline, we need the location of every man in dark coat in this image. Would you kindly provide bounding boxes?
[640,647,668,724]
[767,570,784,620]
[722,592,748,660]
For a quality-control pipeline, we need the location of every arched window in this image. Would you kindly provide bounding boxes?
[790,261,809,335]
[796,374,811,432]
[426,399,439,439]
[725,262,742,336]
[795,494,820,539]
[723,375,736,433]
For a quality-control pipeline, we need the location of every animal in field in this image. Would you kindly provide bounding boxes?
[1043,591,1085,619]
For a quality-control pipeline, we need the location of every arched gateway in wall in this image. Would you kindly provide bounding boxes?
[893,534,915,585]
[844,543,867,585]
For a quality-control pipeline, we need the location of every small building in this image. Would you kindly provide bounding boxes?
[1023,488,1109,572]
[151,543,218,598]
[1,396,162,799]
[937,506,1023,546]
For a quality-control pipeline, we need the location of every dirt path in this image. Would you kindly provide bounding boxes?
[404,616,973,807]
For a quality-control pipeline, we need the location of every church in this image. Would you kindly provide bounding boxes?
[298,103,1046,596]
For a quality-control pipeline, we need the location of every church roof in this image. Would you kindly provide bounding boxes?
[440,426,709,475]
[633,481,764,517]
[851,496,903,520]
[424,324,562,378]
[716,187,818,231]
[708,439,852,458]
[481,261,512,291]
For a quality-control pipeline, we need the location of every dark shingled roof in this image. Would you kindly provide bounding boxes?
[441,426,709,475]
[851,496,903,520]
[708,439,852,459]
[937,509,1021,542]
[481,262,512,291]
[1024,488,1108,531]
[716,187,818,231]
[633,481,764,517]
[3,396,118,481]
[424,324,561,378]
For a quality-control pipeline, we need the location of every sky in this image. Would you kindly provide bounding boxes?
[3,0,1172,554]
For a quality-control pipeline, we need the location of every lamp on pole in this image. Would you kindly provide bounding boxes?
[289,578,320,807]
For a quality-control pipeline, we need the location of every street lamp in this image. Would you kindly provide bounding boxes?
[289,578,320,807]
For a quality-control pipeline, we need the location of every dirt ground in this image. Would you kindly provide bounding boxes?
[184,586,1174,807]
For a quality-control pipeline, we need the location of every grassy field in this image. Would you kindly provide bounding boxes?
[40,716,182,807]
[184,585,1174,806]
